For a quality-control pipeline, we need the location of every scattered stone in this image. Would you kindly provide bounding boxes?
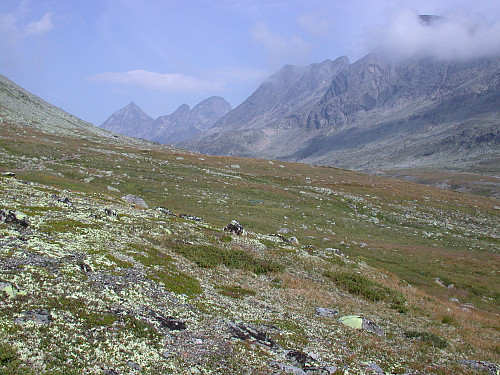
[150,311,186,331]
[155,206,176,216]
[15,310,52,325]
[230,164,240,169]
[324,248,343,255]
[315,307,339,317]
[54,196,72,206]
[0,209,30,226]
[121,194,148,208]
[277,227,291,234]
[458,360,500,375]
[224,220,245,235]
[228,320,276,348]
[269,361,306,374]
[104,208,117,216]
[102,368,120,375]
[2,172,16,177]
[179,214,203,222]
[126,361,142,371]
[287,350,317,366]
[80,262,92,273]
[0,282,27,299]
[338,315,385,336]
[176,157,184,160]
[366,363,385,374]
[162,351,174,359]
[107,185,120,192]
[289,237,299,245]
[449,297,459,303]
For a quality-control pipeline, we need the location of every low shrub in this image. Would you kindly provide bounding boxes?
[324,271,407,312]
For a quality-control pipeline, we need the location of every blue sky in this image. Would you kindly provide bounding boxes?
[1,0,499,125]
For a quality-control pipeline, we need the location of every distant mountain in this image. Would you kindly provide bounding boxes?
[100,102,154,139]
[151,96,231,144]
[186,53,500,174]
[100,97,231,144]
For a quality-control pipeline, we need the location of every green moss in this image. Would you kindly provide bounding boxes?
[39,218,99,234]
[216,285,256,299]
[124,316,162,343]
[324,271,408,312]
[0,342,30,375]
[105,254,133,268]
[149,265,203,296]
[404,331,448,349]
[169,242,283,275]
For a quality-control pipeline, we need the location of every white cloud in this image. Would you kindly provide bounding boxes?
[24,12,53,36]
[89,70,224,93]
[298,11,333,37]
[367,6,500,61]
[250,22,312,64]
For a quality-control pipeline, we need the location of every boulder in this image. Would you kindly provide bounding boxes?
[121,194,148,208]
[0,282,27,299]
[315,307,339,317]
[155,206,176,216]
[0,210,30,226]
[228,320,276,348]
[179,214,203,222]
[224,220,245,235]
[338,315,384,336]
[15,310,52,325]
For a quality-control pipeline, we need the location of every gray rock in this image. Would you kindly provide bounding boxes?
[269,361,306,374]
[362,319,385,337]
[104,208,117,216]
[155,206,176,216]
[224,220,245,235]
[15,310,52,325]
[228,320,276,348]
[315,307,339,317]
[179,214,203,222]
[458,360,500,375]
[366,363,385,374]
[0,209,30,226]
[121,194,148,208]
[126,361,142,371]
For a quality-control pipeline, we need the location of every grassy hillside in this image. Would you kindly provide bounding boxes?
[0,98,499,373]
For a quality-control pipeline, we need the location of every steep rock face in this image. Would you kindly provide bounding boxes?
[186,54,500,173]
[100,102,154,139]
[210,56,350,132]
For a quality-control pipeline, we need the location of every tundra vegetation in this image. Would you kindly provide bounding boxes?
[0,78,499,374]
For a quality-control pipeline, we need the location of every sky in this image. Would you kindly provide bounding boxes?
[1,0,500,125]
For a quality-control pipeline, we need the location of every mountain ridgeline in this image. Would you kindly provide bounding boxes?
[100,96,231,144]
[186,53,499,173]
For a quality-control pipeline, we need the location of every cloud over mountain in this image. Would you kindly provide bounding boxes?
[367,7,500,61]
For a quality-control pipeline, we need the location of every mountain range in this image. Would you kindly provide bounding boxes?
[100,52,499,191]
[186,53,499,175]
[100,96,231,144]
